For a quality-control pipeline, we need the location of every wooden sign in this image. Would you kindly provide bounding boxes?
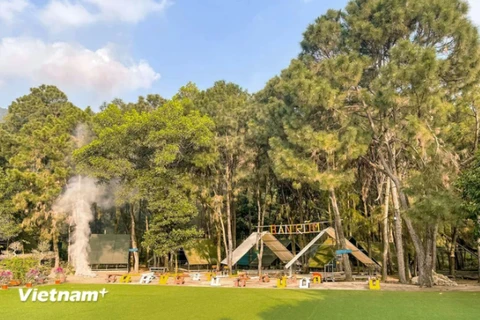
[269,222,323,235]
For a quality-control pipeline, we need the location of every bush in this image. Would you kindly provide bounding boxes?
[1,257,38,282]
[25,269,40,283]
[59,261,74,275]
[0,270,13,285]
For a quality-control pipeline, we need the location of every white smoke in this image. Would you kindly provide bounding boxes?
[53,124,114,277]
[53,176,108,277]
[73,123,92,148]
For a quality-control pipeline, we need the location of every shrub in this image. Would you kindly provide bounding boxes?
[25,269,40,283]
[1,257,38,282]
[0,270,13,285]
[53,267,65,279]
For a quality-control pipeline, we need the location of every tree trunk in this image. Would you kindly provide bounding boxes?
[403,216,430,286]
[388,172,430,285]
[232,200,237,250]
[145,215,150,268]
[329,188,352,281]
[256,183,267,277]
[419,223,437,288]
[432,223,438,272]
[175,250,178,274]
[477,238,480,283]
[382,179,390,281]
[256,187,263,277]
[423,227,434,287]
[449,227,457,277]
[225,163,234,275]
[217,202,228,267]
[477,215,480,283]
[53,233,60,268]
[474,105,479,152]
[130,204,139,273]
[382,155,432,286]
[216,229,222,270]
[390,180,407,283]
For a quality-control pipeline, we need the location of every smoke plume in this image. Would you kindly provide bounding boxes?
[53,176,108,277]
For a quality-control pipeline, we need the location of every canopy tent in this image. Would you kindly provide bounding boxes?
[285,227,380,270]
[285,228,330,269]
[349,237,382,266]
[250,239,294,267]
[183,239,217,266]
[88,234,130,265]
[324,227,380,269]
[308,238,336,268]
[221,232,299,266]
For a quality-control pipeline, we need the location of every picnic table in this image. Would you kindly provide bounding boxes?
[149,267,167,273]
[106,274,123,283]
[233,273,250,287]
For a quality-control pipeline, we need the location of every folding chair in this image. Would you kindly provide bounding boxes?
[139,272,155,284]
[119,274,132,283]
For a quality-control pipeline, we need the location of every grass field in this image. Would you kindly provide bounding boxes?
[0,284,478,320]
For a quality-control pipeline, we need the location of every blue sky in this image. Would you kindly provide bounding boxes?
[0,0,347,110]
[1,0,479,110]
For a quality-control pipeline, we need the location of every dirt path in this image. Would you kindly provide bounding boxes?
[60,271,480,292]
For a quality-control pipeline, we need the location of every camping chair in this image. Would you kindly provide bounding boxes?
[139,272,155,284]
[299,278,310,289]
[106,274,122,283]
[192,273,201,281]
[175,274,185,285]
[119,274,132,283]
[159,274,169,285]
[210,276,221,287]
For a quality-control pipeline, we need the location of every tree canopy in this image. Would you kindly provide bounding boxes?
[1,0,480,287]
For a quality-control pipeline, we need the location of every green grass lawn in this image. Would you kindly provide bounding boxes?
[0,284,478,320]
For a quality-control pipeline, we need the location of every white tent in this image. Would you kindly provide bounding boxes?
[221,232,298,266]
[284,228,329,269]
[284,227,380,270]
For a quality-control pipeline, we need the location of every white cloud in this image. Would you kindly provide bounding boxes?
[0,37,160,98]
[0,0,29,23]
[39,1,96,29]
[39,0,171,30]
[84,0,170,23]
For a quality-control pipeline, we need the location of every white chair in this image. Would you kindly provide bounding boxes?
[210,276,221,286]
[139,272,156,284]
[299,278,310,289]
[192,273,201,281]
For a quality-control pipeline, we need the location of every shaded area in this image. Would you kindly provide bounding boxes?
[88,234,130,265]
[183,239,218,267]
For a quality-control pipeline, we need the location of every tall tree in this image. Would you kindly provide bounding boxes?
[75,95,215,272]
[0,85,86,267]
[196,81,251,273]
[256,59,369,280]
[299,0,480,286]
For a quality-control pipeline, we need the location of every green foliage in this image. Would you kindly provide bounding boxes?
[0,85,87,248]
[76,94,215,256]
[1,257,38,282]
[0,214,20,241]
[1,0,480,278]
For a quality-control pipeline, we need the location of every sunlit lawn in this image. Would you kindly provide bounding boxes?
[0,284,478,319]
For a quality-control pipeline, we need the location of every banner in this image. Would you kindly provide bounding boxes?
[269,222,323,235]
